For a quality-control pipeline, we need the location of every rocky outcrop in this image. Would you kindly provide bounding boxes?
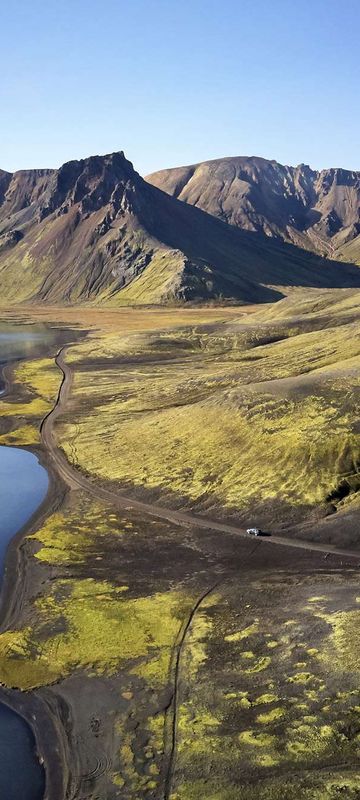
[146,156,360,260]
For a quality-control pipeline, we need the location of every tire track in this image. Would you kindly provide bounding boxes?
[163,542,260,800]
[163,579,223,800]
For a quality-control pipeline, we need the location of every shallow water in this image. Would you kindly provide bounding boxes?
[0,322,60,392]
[0,322,63,800]
[0,322,58,355]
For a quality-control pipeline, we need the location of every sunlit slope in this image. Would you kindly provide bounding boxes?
[248,287,360,323]
[55,293,360,536]
[337,233,360,266]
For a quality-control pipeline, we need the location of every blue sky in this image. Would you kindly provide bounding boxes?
[1,0,359,174]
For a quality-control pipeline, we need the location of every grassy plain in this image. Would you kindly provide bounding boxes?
[0,495,192,690]
[53,288,360,536]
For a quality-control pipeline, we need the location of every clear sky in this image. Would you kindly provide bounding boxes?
[1,0,359,175]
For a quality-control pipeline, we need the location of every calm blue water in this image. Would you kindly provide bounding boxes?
[0,446,49,576]
[0,704,45,800]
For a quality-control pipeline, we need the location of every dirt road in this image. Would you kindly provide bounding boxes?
[40,347,360,562]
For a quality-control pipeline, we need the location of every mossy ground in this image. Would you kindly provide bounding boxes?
[0,488,204,798]
[5,465,360,798]
[0,356,62,445]
[0,497,195,690]
[54,293,360,530]
[171,572,360,799]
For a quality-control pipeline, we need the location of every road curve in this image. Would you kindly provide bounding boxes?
[40,347,360,563]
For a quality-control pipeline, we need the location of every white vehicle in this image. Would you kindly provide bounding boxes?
[246,527,262,536]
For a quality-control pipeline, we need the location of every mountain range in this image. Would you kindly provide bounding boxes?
[0,151,360,305]
[147,156,360,263]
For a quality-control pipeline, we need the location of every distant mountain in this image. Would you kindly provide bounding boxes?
[0,151,360,306]
[146,156,360,263]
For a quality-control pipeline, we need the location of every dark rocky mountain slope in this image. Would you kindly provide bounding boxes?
[0,151,360,305]
[146,156,360,263]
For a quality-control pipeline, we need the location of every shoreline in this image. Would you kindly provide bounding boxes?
[0,352,74,800]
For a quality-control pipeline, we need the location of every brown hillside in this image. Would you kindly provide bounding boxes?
[147,156,360,261]
[0,151,360,305]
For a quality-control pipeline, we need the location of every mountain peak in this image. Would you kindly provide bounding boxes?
[146,155,360,258]
[0,150,360,306]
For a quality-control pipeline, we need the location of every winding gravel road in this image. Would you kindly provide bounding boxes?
[40,347,360,563]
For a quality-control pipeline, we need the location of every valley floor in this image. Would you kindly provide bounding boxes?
[1,293,360,799]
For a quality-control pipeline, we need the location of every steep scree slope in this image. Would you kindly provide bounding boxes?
[146,156,360,262]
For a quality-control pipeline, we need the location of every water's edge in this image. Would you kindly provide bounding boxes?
[0,325,74,800]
